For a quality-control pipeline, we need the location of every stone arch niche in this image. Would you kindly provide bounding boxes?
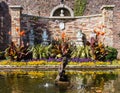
[50,4,74,18]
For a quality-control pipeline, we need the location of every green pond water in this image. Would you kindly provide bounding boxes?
[0,69,120,93]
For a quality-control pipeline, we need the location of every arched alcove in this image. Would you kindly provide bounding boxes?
[50,4,74,18]
[53,8,70,16]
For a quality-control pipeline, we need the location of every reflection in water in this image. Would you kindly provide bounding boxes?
[0,70,119,93]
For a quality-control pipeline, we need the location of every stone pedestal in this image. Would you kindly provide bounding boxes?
[10,5,23,46]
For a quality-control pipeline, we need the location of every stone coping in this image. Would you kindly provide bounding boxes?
[49,14,102,19]
[100,5,115,10]
[22,14,102,19]
[9,5,23,9]
[0,65,120,71]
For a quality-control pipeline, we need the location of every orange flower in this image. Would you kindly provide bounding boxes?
[97,32,100,36]
[19,30,25,36]
[16,27,19,32]
[101,32,105,35]
[61,32,66,39]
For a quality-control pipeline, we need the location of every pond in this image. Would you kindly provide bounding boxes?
[0,69,120,93]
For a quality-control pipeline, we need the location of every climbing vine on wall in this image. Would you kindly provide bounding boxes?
[74,0,87,16]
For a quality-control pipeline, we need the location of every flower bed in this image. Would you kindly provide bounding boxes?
[0,60,120,67]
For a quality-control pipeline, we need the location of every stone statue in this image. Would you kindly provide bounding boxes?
[76,30,84,46]
[42,29,49,45]
[42,29,48,41]
[29,29,34,46]
[60,9,64,17]
[55,57,69,82]
[77,30,83,41]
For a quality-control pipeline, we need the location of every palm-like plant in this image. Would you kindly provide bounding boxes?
[71,45,91,58]
[50,33,73,59]
[5,42,31,61]
[32,44,52,59]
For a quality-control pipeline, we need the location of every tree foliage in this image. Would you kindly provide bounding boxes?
[74,0,87,16]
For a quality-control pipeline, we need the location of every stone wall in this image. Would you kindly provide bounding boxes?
[0,0,120,58]
[48,15,103,42]
[20,15,103,44]
[9,5,23,46]
[84,0,120,58]
[20,5,114,48]
[9,4,115,52]
[0,0,74,17]
[0,1,11,50]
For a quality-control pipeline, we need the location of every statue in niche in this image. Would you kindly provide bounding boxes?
[60,9,64,17]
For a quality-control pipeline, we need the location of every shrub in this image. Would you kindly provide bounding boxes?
[105,46,118,61]
[0,51,5,60]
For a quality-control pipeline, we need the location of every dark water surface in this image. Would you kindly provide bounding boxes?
[0,70,120,93]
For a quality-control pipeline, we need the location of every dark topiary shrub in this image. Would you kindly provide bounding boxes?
[105,46,118,61]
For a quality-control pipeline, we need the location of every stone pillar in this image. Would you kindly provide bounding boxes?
[9,5,23,46]
[101,5,115,47]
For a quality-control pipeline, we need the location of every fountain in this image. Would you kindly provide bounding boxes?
[55,57,70,87]
[44,83,49,87]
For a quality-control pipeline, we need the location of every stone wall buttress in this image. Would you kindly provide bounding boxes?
[101,5,115,47]
[9,5,23,46]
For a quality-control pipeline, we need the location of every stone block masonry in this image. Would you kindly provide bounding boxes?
[14,4,116,57]
[0,0,119,59]
[9,5,23,46]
